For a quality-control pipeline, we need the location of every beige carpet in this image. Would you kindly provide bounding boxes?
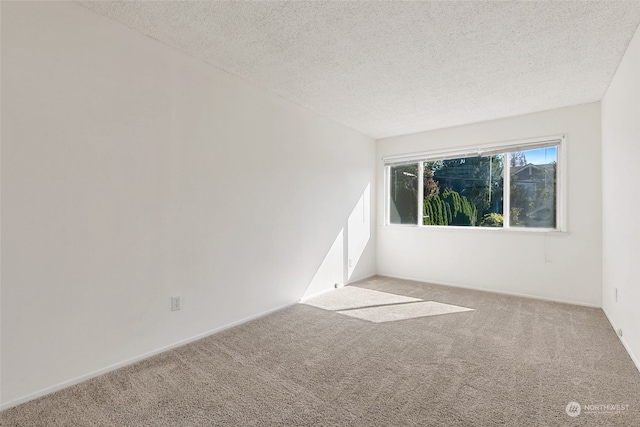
[2,276,640,426]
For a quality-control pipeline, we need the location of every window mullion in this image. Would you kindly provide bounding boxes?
[503,154,511,228]
[385,166,390,226]
[417,162,424,225]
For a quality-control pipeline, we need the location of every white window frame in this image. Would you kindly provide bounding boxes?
[384,135,567,232]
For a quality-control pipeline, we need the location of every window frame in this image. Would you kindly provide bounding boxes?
[384,135,566,232]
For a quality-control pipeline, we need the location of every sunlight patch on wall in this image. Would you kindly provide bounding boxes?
[300,229,344,300]
[347,184,370,280]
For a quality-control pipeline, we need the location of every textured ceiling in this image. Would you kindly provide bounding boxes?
[78,1,640,139]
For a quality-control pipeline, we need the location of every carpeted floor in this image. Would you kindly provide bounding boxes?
[1,276,639,426]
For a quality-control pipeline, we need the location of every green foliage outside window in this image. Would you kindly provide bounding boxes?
[424,190,477,226]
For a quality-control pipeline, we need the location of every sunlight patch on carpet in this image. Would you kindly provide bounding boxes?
[302,286,420,311]
[337,301,474,323]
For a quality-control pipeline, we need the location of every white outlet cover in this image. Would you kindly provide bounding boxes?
[171,296,181,311]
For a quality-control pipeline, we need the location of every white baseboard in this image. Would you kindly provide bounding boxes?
[347,273,377,285]
[0,301,296,411]
[376,272,601,308]
[298,273,378,303]
[602,308,640,374]
[298,286,337,303]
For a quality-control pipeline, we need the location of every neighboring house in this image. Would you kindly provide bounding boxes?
[511,163,556,227]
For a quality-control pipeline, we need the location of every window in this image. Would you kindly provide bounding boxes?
[389,163,418,224]
[385,136,563,230]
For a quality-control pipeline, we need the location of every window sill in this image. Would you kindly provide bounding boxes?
[381,224,568,235]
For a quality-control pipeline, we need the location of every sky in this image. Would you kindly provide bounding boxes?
[522,146,557,165]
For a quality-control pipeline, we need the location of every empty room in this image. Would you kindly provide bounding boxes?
[2,1,640,425]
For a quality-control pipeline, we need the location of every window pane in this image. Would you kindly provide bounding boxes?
[424,155,503,227]
[389,164,418,224]
[509,147,557,228]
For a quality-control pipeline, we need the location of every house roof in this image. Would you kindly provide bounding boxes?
[512,163,555,175]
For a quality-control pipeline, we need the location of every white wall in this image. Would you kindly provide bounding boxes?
[377,103,602,306]
[602,24,640,370]
[0,1,375,407]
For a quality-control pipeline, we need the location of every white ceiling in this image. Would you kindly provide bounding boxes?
[78,1,640,139]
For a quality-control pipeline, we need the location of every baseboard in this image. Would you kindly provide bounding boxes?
[298,273,377,303]
[298,286,337,303]
[602,308,640,374]
[0,301,296,411]
[376,272,601,308]
[347,273,377,285]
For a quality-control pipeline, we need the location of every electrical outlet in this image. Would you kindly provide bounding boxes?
[348,258,353,268]
[171,296,181,311]
[618,328,623,337]
[614,287,618,302]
